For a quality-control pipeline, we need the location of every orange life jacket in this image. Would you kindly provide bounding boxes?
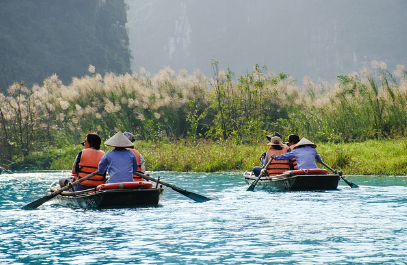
[128,148,143,180]
[288,144,298,170]
[289,157,298,170]
[266,146,291,176]
[75,148,106,187]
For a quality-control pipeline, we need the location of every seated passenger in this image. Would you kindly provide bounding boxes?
[286,134,300,152]
[253,136,290,177]
[271,138,323,170]
[266,131,283,142]
[97,131,138,184]
[72,133,106,190]
[124,131,146,181]
[256,132,286,171]
[286,134,300,169]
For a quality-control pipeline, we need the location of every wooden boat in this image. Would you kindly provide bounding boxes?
[50,181,164,208]
[244,168,340,191]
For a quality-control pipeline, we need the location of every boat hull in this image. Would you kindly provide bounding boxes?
[53,188,163,208]
[244,171,340,191]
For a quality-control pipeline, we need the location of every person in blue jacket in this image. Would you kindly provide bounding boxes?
[98,131,139,183]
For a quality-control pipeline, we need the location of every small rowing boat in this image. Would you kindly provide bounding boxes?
[244,168,340,191]
[50,180,164,208]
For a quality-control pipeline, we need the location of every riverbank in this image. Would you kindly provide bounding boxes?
[7,138,405,176]
[142,138,407,175]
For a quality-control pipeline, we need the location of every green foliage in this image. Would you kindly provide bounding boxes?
[186,99,208,140]
[319,139,407,175]
[11,144,82,171]
[11,138,407,176]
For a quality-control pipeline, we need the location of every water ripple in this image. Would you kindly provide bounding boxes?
[1,172,407,264]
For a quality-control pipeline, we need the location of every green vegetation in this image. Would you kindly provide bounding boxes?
[1,61,407,175]
[7,138,407,176]
[318,139,407,175]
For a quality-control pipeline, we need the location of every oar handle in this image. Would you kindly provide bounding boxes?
[135,172,211,202]
[247,156,273,191]
[320,161,337,174]
[56,171,100,194]
[135,172,186,193]
[319,161,359,188]
[261,156,274,174]
[22,171,100,210]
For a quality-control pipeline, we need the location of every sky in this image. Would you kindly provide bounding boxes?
[126,0,407,82]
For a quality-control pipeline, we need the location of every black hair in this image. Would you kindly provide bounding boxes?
[272,145,283,150]
[86,133,101,150]
[273,132,282,138]
[288,134,300,143]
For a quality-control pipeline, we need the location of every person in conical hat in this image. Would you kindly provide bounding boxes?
[97,131,139,183]
[104,131,134,148]
[293,137,317,149]
[269,137,323,170]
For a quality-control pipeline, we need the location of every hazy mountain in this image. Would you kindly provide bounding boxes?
[0,0,130,90]
[126,0,407,82]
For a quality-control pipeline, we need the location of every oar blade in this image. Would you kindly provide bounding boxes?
[247,157,273,192]
[246,182,257,192]
[183,191,211,203]
[342,177,359,188]
[22,195,53,210]
[167,185,211,202]
[247,177,261,191]
[320,162,359,189]
[350,183,359,188]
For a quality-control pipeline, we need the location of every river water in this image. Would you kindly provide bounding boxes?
[1,172,406,264]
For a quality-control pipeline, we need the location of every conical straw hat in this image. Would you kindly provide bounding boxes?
[293,137,317,149]
[105,131,134,148]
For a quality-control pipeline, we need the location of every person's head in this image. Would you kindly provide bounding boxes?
[81,133,101,150]
[293,138,317,149]
[124,132,136,142]
[266,132,282,141]
[105,131,134,149]
[287,134,300,146]
[267,136,283,149]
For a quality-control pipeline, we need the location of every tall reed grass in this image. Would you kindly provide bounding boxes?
[1,61,406,170]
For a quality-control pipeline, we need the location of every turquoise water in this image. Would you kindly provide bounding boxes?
[1,172,407,264]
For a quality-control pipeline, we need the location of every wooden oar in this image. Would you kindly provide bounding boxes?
[247,157,274,191]
[320,161,359,188]
[135,172,211,203]
[22,171,99,210]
